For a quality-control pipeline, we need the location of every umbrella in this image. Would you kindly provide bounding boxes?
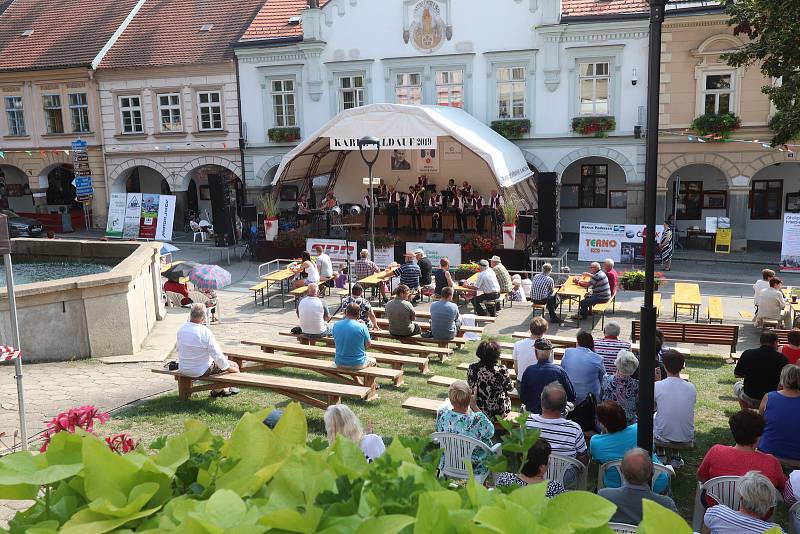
[160,243,180,254]
[189,264,232,290]
[163,261,198,282]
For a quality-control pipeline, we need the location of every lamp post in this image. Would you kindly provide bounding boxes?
[637,0,668,454]
[358,136,380,262]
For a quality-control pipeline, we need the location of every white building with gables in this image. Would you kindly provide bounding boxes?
[235,0,651,235]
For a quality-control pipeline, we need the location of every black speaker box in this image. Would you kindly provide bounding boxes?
[518,215,535,235]
[537,172,559,243]
[208,174,235,247]
[241,204,257,222]
[425,231,444,242]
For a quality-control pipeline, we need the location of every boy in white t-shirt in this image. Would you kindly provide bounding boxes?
[512,316,548,383]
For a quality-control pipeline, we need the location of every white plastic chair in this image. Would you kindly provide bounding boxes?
[190,221,205,242]
[431,432,501,484]
[545,453,588,491]
[608,523,638,534]
[165,291,187,308]
[691,476,740,532]
[189,290,216,325]
[597,460,674,493]
[789,500,800,534]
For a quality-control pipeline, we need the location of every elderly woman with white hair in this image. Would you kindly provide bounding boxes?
[758,363,800,461]
[600,349,640,424]
[324,404,386,463]
[704,471,783,533]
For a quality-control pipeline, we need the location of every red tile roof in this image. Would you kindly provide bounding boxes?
[100,0,266,68]
[561,0,649,18]
[0,0,140,71]
[240,0,329,43]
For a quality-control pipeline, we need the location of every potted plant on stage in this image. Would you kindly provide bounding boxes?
[260,193,279,241]
[501,194,520,249]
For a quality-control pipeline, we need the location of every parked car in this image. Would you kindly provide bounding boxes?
[1,209,44,237]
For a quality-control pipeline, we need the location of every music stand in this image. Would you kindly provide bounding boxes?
[331,205,363,297]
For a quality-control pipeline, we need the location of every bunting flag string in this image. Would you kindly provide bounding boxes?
[0,346,21,362]
[660,129,800,152]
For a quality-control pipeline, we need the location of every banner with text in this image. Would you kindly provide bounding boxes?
[123,193,142,239]
[306,238,359,265]
[579,222,664,263]
[329,136,437,151]
[105,193,126,238]
[139,194,160,239]
[780,213,800,272]
[405,242,461,267]
[156,195,177,242]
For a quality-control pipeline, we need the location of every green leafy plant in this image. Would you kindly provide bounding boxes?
[373,234,395,250]
[690,113,741,140]
[268,127,301,143]
[619,269,666,290]
[502,193,521,225]
[461,236,497,254]
[485,412,540,476]
[273,228,307,249]
[571,116,616,137]
[490,119,531,140]
[259,192,279,219]
[0,403,693,533]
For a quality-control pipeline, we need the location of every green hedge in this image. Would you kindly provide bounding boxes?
[571,116,616,138]
[490,119,531,140]
[690,113,741,140]
[268,126,301,143]
[0,404,692,533]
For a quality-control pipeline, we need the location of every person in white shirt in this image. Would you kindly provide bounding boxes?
[314,245,334,279]
[753,268,775,310]
[704,471,785,534]
[176,303,240,397]
[512,316,549,382]
[653,350,697,468]
[465,259,501,317]
[755,277,791,328]
[297,283,332,337]
[324,404,386,463]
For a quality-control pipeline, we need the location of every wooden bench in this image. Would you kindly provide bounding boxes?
[223,348,403,400]
[290,276,335,301]
[277,331,452,361]
[531,302,547,317]
[631,320,739,354]
[589,294,616,329]
[241,338,429,373]
[401,396,521,426]
[249,280,271,306]
[152,368,371,408]
[331,315,484,336]
[427,375,520,403]
[366,328,470,350]
[707,296,724,323]
[372,307,497,324]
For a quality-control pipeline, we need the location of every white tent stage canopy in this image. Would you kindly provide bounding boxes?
[272,104,535,203]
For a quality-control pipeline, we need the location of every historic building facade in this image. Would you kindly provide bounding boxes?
[235,0,651,234]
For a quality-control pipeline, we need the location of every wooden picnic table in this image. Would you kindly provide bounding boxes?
[260,268,297,308]
[673,282,702,321]
[782,287,800,325]
[557,275,589,316]
[453,272,480,303]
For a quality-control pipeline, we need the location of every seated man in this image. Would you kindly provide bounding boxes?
[164,278,191,306]
[654,350,697,467]
[593,321,632,374]
[331,303,375,369]
[733,330,787,410]
[176,303,240,397]
[340,284,379,330]
[297,283,332,338]
[525,382,588,464]
[530,263,561,323]
[753,268,774,311]
[519,339,576,414]
[755,277,791,328]
[704,471,783,534]
[385,284,420,337]
[393,252,421,293]
[490,255,513,296]
[466,259,501,317]
[429,287,461,341]
[512,316,549,381]
[572,262,611,320]
[599,448,677,525]
[603,258,619,296]
[561,329,606,404]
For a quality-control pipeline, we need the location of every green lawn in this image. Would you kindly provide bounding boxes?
[103,338,782,525]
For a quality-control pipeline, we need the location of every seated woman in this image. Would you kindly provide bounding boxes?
[590,401,669,493]
[781,328,800,365]
[324,404,385,463]
[758,363,800,461]
[198,286,219,322]
[163,279,191,306]
[435,380,495,478]
[434,257,454,297]
[601,350,640,425]
[495,438,566,497]
[290,251,320,289]
[467,341,513,422]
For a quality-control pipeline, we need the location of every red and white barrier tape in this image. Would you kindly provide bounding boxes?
[0,346,21,362]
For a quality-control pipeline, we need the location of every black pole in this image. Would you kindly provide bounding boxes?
[637,0,667,454]
[368,161,376,263]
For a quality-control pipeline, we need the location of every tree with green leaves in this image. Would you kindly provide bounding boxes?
[724,0,800,146]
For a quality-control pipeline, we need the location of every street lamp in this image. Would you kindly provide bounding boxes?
[637,0,668,454]
[358,136,381,262]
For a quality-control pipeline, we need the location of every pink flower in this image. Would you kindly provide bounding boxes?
[105,433,136,454]
[39,405,110,452]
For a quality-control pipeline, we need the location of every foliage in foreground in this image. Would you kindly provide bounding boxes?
[0,403,693,533]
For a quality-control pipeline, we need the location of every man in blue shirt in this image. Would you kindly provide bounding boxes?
[393,252,421,291]
[429,286,461,340]
[561,329,606,403]
[332,303,375,369]
[519,338,576,413]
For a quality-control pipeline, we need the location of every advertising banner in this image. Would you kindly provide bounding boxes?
[416,148,439,173]
[105,193,126,238]
[122,193,142,239]
[306,238,359,265]
[578,222,664,263]
[371,246,395,268]
[780,213,800,272]
[329,136,437,151]
[138,194,160,240]
[405,242,461,267]
[71,139,93,201]
[156,195,177,242]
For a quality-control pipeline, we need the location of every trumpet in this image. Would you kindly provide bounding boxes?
[432,211,441,221]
